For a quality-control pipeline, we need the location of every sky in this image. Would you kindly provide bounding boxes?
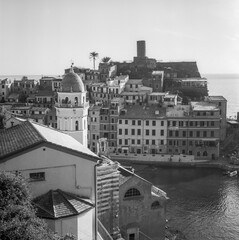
[0,0,239,75]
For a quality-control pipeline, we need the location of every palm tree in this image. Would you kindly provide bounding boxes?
[89,51,99,70]
[101,56,111,63]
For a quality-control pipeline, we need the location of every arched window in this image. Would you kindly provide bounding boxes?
[124,188,141,198]
[75,97,78,106]
[65,97,68,104]
[197,151,201,156]
[203,151,208,156]
[151,201,161,209]
[75,121,79,131]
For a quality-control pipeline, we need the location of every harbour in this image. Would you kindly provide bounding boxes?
[133,165,239,240]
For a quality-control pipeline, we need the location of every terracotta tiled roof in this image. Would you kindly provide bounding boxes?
[35,90,54,96]
[0,120,99,160]
[119,105,166,119]
[0,121,44,158]
[33,189,93,219]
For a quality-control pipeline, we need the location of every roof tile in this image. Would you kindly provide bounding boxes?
[33,189,93,219]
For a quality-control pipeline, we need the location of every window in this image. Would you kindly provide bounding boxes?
[182,141,186,146]
[75,97,78,105]
[196,131,200,137]
[211,121,215,127]
[146,120,149,126]
[119,129,122,135]
[29,172,45,182]
[146,139,149,145]
[129,234,135,240]
[125,120,128,124]
[152,130,156,136]
[75,121,79,130]
[137,139,141,144]
[160,130,164,136]
[138,120,141,126]
[210,112,214,116]
[119,139,122,144]
[152,121,156,126]
[161,140,164,145]
[190,131,193,137]
[124,188,141,198]
[175,131,179,137]
[137,129,141,135]
[183,131,186,137]
[152,140,155,145]
[151,201,161,209]
[131,129,135,135]
[161,121,164,126]
[203,131,207,137]
[146,129,149,136]
[132,120,135,125]
[125,139,128,145]
[211,131,214,137]
[125,129,128,135]
[132,139,135,144]
[119,120,122,124]
[169,130,173,137]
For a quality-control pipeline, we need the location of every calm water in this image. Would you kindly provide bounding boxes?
[205,73,239,119]
[135,166,239,240]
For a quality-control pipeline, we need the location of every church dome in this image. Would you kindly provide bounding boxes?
[62,67,85,92]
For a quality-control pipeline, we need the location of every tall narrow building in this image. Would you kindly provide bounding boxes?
[55,66,89,147]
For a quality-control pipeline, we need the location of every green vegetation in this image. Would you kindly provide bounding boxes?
[0,171,76,240]
[89,51,99,70]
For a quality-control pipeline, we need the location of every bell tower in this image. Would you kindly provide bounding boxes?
[55,66,89,147]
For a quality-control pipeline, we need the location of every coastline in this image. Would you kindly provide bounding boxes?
[113,156,239,172]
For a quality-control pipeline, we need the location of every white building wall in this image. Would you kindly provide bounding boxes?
[0,146,96,199]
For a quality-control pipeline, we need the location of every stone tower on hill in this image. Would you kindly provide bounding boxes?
[55,66,89,147]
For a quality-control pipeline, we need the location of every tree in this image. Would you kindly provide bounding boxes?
[89,51,99,70]
[101,56,111,63]
[0,171,56,240]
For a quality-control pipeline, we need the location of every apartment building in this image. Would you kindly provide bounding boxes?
[88,104,101,153]
[117,105,167,154]
[166,102,220,160]
[0,78,12,102]
[205,96,227,141]
[90,75,128,105]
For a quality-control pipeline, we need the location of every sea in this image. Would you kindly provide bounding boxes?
[204,73,239,119]
[1,73,238,118]
[134,166,239,240]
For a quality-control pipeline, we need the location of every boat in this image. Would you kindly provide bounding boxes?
[223,170,237,177]
[229,170,237,177]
